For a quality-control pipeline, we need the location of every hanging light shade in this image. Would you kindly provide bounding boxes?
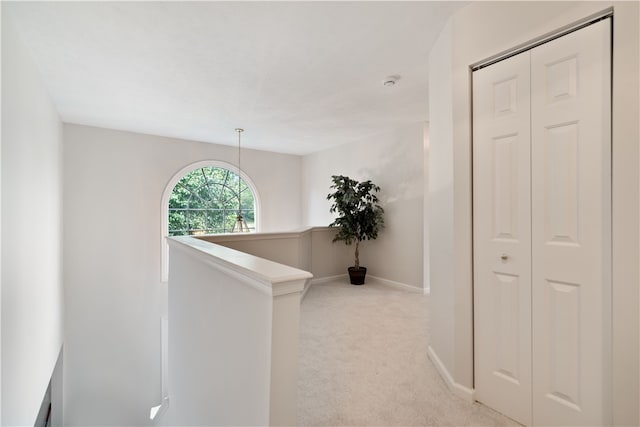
[231,128,251,233]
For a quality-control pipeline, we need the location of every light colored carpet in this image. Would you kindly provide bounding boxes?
[297,280,519,427]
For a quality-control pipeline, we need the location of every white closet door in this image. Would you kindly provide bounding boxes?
[473,51,532,426]
[531,19,611,426]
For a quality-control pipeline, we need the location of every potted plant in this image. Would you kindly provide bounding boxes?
[327,175,384,285]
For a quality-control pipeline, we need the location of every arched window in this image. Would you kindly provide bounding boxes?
[161,160,260,282]
[168,166,256,235]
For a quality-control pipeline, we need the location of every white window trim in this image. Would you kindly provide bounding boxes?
[160,160,261,283]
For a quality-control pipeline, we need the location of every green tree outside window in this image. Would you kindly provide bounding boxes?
[168,167,255,235]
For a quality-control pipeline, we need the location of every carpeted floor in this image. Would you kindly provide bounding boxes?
[297,279,520,427]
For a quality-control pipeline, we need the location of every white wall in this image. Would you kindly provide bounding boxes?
[62,124,303,425]
[427,19,455,382]
[428,1,639,424]
[1,10,64,426]
[422,122,429,293]
[163,237,309,426]
[302,124,424,290]
[199,227,353,285]
[166,243,272,426]
[1,5,4,421]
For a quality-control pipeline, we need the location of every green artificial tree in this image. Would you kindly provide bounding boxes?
[327,175,384,283]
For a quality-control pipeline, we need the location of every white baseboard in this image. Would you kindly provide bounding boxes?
[310,274,348,285]
[301,274,348,301]
[303,274,426,299]
[427,345,475,402]
[367,275,425,294]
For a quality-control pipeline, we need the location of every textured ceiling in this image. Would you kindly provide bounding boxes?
[5,1,465,155]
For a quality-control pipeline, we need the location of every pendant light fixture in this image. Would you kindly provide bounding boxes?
[231,128,251,233]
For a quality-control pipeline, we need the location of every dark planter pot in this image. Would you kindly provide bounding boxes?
[348,267,367,285]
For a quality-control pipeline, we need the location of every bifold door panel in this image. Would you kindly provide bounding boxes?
[473,51,532,426]
[473,18,611,427]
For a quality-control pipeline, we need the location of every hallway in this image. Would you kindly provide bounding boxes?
[298,280,519,426]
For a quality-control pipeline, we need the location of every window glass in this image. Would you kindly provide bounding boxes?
[168,166,255,235]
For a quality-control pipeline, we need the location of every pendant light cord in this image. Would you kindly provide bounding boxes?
[235,128,244,216]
